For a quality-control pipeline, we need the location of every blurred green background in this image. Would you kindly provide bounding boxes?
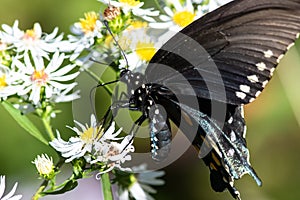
[0,0,300,200]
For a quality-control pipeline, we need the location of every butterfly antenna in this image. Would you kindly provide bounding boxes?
[102,20,129,69]
[89,57,110,66]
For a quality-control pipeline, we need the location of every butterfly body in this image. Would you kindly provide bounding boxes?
[113,0,300,198]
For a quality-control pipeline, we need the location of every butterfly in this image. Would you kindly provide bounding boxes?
[104,0,300,199]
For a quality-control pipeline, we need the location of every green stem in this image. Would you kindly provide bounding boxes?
[32,158,65,199]
[32,183,47,200]
[101,173,113,200]
[153,0,165,14]
[42,117,55,140]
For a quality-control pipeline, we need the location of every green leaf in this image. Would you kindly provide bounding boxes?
[1,101,48,145]
[42,180,78,195]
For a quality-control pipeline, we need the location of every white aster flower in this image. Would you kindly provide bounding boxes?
[50,114,99,162]
[118,29,158,71]
[67,12,103,61]
[118,164,165,200]
[0,65,23,99]
[99,0,159,22]
[92,134,135,169]
[14,51,79,105]
[32,154,54,177]
[1,20,63,59]
[149,0,202,32]
[0,176,22,200]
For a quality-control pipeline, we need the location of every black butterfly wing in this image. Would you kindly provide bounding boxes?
[147,0,300,105]
[153,90,259,198]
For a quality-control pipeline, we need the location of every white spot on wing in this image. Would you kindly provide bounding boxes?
[243,125,247,138]
[287,43,295,50]
[148,100,153,105]
[240,106,245,118]
[236,91,246,99]
[249,98,255,103]
[256,62,267,71]
[230,131,236,141]
[227,148,235,157]
[228,117,233,124]
[296,32,300,39]
[262,80,268,88]
[270,67,275,76]
[277,54,284,63]
[264,50,273,58]
[240,85,251,93]
[247,75,259,83]
[255,91,262,97]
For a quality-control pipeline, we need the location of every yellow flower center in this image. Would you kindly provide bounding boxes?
[79,12,99,34]
[80,127,99,144]
[129,21,148,29]
[23,29,39,41]
[104,35,113,47]
[31,69,48,85]
[135,41,156,61]
[119,0,140,6]
[173,10,195,27]
[0,74,7,88]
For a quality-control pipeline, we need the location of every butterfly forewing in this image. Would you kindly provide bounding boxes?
[148,0,300,105]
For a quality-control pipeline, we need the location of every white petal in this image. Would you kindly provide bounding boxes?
[119,189,129,200]
[50,72,79,82]
[45,52,64,73]
[172,0,183,11]
[30,85,41,104]
[45,85,53,98]
[49,64,77,77]
[45,27,59,40]
[1,182,19,200]
[0,176,5,198]
[164,7,174,17]
[130,182,147,200]
[47,81,73,90]
[33,23,42,37]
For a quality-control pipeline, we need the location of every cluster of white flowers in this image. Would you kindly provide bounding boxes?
[70,0,225,74]
[0,20,80,107]
[50,114,134,171]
